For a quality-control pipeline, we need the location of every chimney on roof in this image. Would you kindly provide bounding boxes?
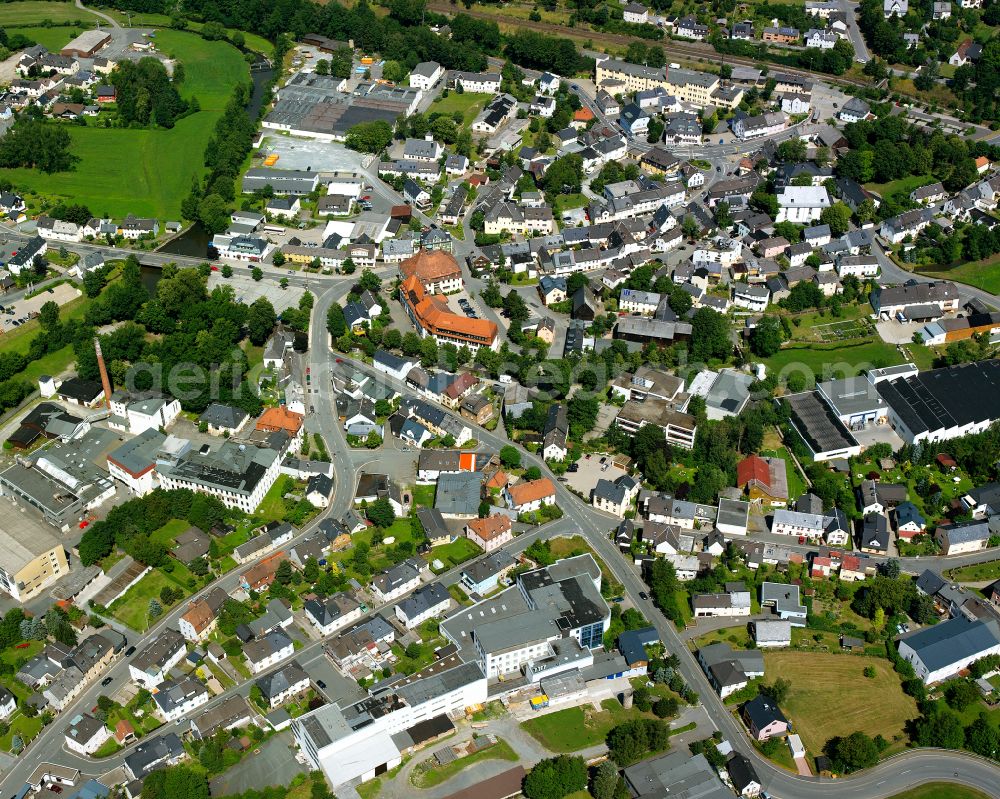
[94,337,112,410]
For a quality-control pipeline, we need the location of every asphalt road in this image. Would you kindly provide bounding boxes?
[320,341,1000,799]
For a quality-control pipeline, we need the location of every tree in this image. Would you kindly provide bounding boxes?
[820,202,852,236]
[749,190,779,218]
[246,297,277,345]
[829,731,880,772]
[523,756,588,799]
[499,445,521,468]
[914,709,965,749]
[38,300,59,331]
[690,308,731,361]
[944,679,980,712]
[148,598,162,619]
[762,677,790,705]
[668,287,693,317]
[366,497,396,528]
[567,394,600,439]
[541,153,584,194]
[358,269,382,293]
[777,137,807,162]
[345,121,394,154]
[275,559,294,586]
[966,712,1000,758]
[221,264,233,278]
[251,267,263,282]
[591,761,619,799]
[197,194,231,234]
[749,316,784,357]
[272,251,286,266]
[682,215,700,239]
[327,305,347,338]
[715,200,732,229]
[872,606,886,632]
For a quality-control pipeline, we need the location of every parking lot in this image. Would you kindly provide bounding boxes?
[0,282,81,333]
[259,135,368,175]
[561,453,629,499]
[208,271,307,313]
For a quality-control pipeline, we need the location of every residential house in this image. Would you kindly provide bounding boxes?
[465,515,513,552]
[394,582,451,628]
[504,478,557,514]
[742,694,789,741]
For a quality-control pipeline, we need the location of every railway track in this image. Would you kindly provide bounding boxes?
[426,1,877,91]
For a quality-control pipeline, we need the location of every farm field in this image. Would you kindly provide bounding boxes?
[5,31,247,219]
[761,651,917,758]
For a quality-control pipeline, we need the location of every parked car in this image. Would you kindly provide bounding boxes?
[101,676,113,687]
[125,646,136,656]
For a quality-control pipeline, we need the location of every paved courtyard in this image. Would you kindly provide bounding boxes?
[563,454,628,499]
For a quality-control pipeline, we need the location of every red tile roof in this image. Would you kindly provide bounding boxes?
[737,455,770,489]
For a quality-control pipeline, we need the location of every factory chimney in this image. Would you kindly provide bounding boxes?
[94,337,112,409]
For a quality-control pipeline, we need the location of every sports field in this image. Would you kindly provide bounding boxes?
[762,651,918,757]
[6,30,248,219]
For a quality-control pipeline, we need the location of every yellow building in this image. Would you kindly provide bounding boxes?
[595,58,669,93]
[0,515,68,602]
[666,68,720,107]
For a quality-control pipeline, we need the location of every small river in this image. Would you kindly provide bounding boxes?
[158,63,277,260]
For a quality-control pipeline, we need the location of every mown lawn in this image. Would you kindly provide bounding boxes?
[522,698,639,752]
[411,484,435,507]
[7,31,247,219]
[0,290,92,383]
[0,2,95,24]
[948,561,1000,583]
[150,518,191,548]
[109,567,191,631]
[761,651,917,758]
[429,91,492,130]
[0,711,43,752]
[430,537,482,568]
[890,785,993,799]
[865,174,934,199]
[0,639,42,666]
[764,340,903,387]
[917,250,1000,295]
[6,25,81,50]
